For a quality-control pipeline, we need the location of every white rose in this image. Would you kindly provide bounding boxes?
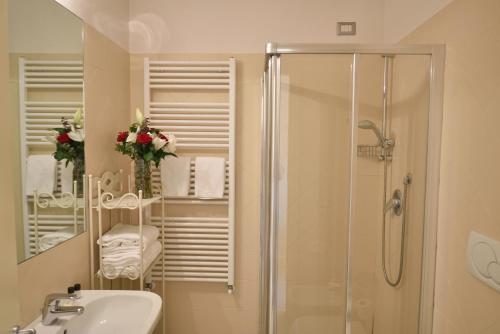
[164,133,176,153]
[152,135,167,151]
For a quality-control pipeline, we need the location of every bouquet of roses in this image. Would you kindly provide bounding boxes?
[115,108,177,167]
[46,109,85,166]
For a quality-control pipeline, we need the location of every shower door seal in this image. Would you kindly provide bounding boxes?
[260,43,445,334]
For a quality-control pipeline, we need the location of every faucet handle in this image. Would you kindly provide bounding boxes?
[11,325,36,334]
[44,293,75,303]
[43,293,75,310]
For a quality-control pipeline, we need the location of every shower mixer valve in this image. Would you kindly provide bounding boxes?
[384,174,412,216]
[385,189,403,216]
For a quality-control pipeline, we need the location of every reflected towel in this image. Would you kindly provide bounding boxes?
[26,155,56,195]
[38,227,75,251]
[60,161,74,193]
[100,240,162,280]
[97,223,159,250]
[194,157,225,198]
[161,156,191,197]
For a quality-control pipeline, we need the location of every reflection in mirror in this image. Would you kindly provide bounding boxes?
[8,0,85,262]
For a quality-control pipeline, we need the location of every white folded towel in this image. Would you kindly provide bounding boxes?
[26,155,56,195]
[100,240,162,280]
[161,156,191,197]
[38,227,75,251]
[194,157,226,198]
[97,223,159,250]
[60,161,74,193]
[101,244,142,257]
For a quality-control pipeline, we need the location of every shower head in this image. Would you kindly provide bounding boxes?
[358,120,385,144]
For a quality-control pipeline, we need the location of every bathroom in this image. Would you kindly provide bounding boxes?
[0,0,499,333]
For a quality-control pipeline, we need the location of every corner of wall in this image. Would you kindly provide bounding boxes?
[383,0,455,43]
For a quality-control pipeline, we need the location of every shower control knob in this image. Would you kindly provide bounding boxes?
[384,189,403,216]
[383,138,395,148]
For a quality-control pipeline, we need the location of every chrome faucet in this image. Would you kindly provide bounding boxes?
[41,293,84,325]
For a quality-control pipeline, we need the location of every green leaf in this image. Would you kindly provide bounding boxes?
[144,151,154,161]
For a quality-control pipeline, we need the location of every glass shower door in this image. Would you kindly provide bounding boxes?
[351,54,431,334]
[273,54,354,334]
[262,47,440,334]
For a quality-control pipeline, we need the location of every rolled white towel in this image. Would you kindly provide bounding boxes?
[97,223,159,250]
[100,240,162,280]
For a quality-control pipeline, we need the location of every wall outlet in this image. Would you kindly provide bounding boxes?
[337,22,356,36]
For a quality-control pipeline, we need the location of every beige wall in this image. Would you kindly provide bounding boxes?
[55,0,129,51]
[83,25,132,290]
[84,25,131,178]
[402,0,500,333]
[0,0,21,330]
[128,0,386,53]
[130,53,262,334]
[17,233,89,325]
[383,0,453,43]
[8,0,83,54]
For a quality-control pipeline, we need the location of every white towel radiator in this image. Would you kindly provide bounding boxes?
[144,58,236,293]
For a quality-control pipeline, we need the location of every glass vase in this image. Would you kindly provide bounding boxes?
[72,156,85,197]
[134,158,153,199]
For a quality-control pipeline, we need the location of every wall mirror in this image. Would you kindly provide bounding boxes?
[7,0,85,263]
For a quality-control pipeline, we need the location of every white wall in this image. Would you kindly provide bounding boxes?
[383,0,454,42]
[129,0,386,53]
[55,0,129,51]
[8,0,82,53]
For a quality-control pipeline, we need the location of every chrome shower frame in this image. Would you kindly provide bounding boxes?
[260,43,445,334]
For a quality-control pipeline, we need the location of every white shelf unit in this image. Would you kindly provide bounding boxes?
[144,58,236,293]
[87,171,165,293]
[18,58,84,257]
[31,178,85,256]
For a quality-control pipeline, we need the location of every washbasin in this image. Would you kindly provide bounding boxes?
[27,290,162,334]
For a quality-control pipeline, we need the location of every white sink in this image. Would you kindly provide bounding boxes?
[27,290,162,334]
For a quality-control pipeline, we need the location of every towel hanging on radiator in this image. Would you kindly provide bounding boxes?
[194,157,226,198]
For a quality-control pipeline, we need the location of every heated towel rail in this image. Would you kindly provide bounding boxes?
[144,58,236,293]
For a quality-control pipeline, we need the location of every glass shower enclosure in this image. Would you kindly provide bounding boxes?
[260,44,444,334]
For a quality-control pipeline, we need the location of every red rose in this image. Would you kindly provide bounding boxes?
[137,133,152,144]
[117,131,128,142]
[57,132,71,144]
